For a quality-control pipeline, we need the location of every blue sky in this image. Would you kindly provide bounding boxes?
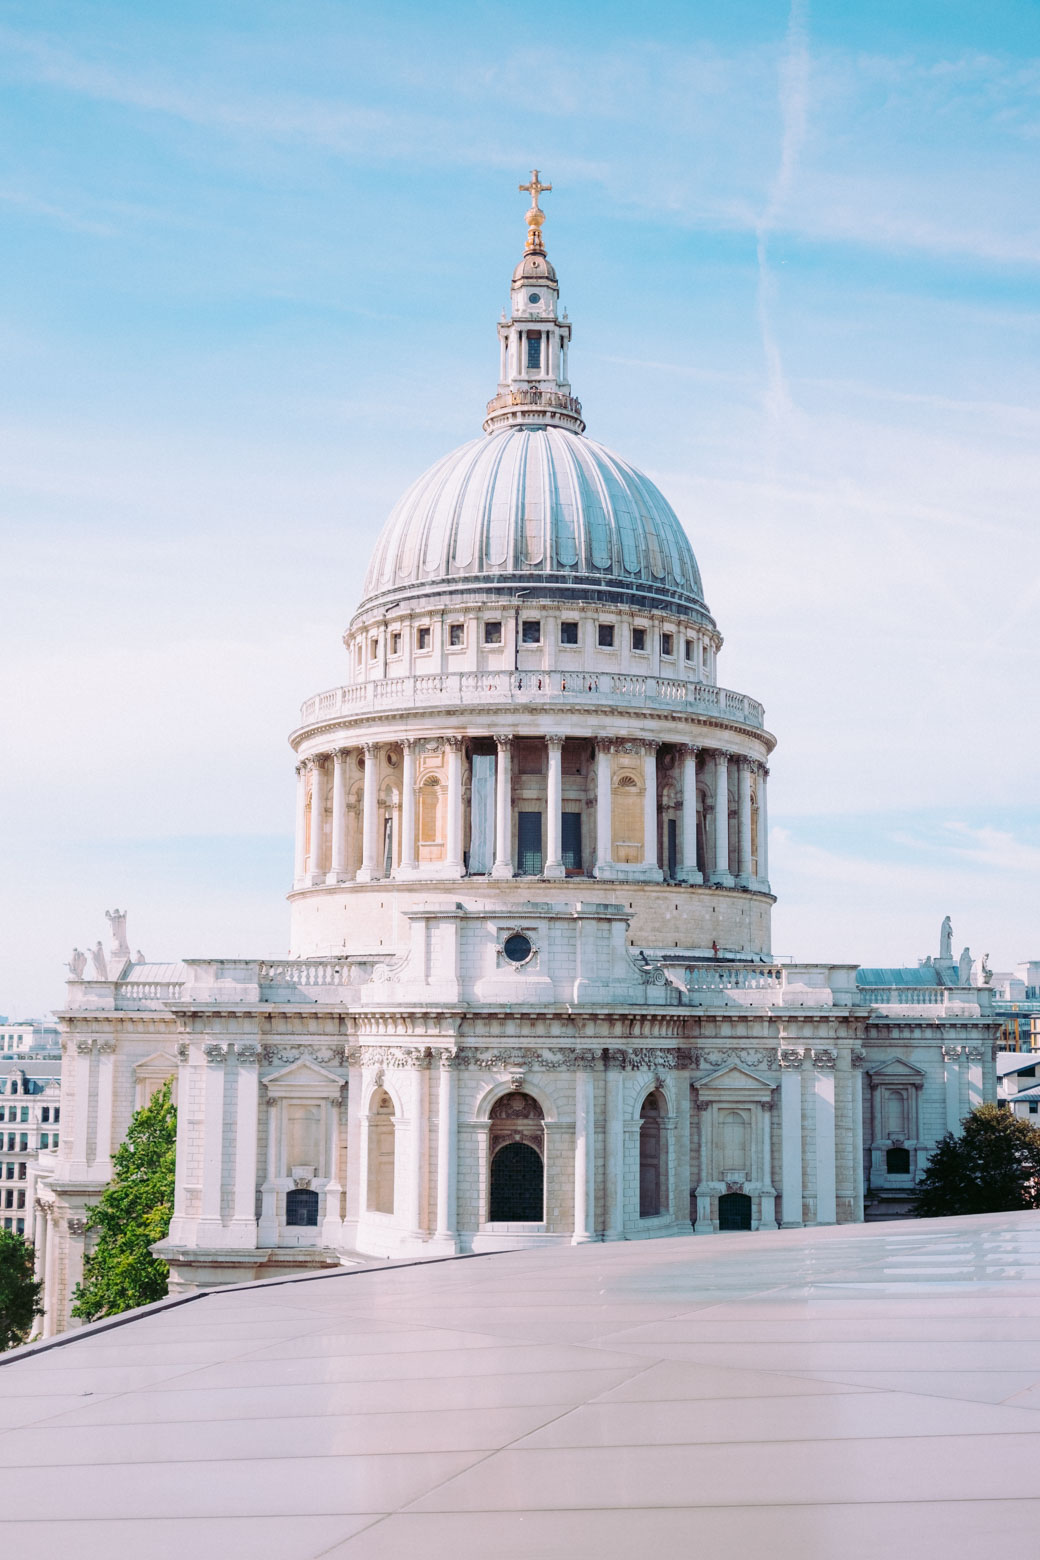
[2,0,1039,1014]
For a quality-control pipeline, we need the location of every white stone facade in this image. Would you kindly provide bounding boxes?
[36,180,1001,1329]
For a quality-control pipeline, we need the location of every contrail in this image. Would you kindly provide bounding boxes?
[757,0,810,431]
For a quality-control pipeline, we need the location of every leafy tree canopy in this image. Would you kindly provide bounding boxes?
[0,1228,42,1350]
[72,1079,177,1321]
[914,1103,1040,1219]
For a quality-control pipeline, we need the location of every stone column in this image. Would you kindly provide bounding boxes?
[92,1039,116,1177]
[308,758,326,884]
[851,1049,866,1222]
[943,1045,962,1134]
[444,737,464,876]
[435,1056,458,1248]
[322,1091,344,1245]
[757,764,770,888]
[230,1044,260,1242]
[398,739,417,875]
[711,751,734,886]
[167,1043,193,1244]
[966,1046,984,1110]
[492,737,514,878]
[544,734,565,878]
[327,749,350,883]
[678,745,702,883]
[814,1049,837,1225]
[736,759,753,887]
[694,1100,713,1232]
[594,741,614,877]
[779,1049,803,1227]
[70,1039,92,1177]
[293,762,308,886]
[604,1063,625,1239]
[572,1066,595,1243]
[258,1096,279,1246]
[356,742,380,882]
[198,1043,227,1238]
[759,1100,777,1228]
[42,1207,58,1336]
[32,1199,46,1286]
[642,742,659,871]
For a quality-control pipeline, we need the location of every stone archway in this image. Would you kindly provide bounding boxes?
[718,1191,752,1231]
[488,1091,545,1221]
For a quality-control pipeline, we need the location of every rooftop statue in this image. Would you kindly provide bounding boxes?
[939,915,953,961]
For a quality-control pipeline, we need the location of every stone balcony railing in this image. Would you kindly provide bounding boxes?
[298,671,765,731]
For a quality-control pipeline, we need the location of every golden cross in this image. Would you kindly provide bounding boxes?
[519,169,552,211]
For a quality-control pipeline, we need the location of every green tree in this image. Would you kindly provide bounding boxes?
[0,1228,42,1349]
[914,1103,1040,1218]
[72,1078,177,1321]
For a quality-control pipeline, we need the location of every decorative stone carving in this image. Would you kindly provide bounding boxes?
[75,1039,94,1056]
[812,1049,837,1070]
[778,1048,804,1069]
[851,1048,867,1069]
[941,1045,962,1062]
[202,1043,227,1064]
[176,1043,190,1063]
[67,1217,86,1237]
[235,1043,261,1065]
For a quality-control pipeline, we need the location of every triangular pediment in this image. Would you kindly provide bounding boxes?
[867,1057,926,1083]
[695,1061,776,1097]
[263,1056,345,1099]
[134,1050,178,1078]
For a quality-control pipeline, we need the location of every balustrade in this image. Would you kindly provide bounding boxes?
[297,670,763,729]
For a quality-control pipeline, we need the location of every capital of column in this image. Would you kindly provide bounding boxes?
[443,735,464,754]
[97,1039,117,1055]
[235,1043,261,1065]
[546,733,565,750]
[941,1044,963,1062]
[495,734,513,753]
[812,1048,837,1071]
[778,1047,805,1069]
[361,741,378,761]
[202,1042,227,1065]
[675,742,699,760]
[75,1038,94,1056]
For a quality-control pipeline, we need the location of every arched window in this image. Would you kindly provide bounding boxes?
[613,772,643,864]
[285,1189,319,1226]
[488,1092,544,1221]
[640,1091,667,1217]
[419,776,441,847]
[720,1109,749,1178]
[367,1090,396,1214]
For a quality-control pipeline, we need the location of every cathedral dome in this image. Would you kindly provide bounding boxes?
[358,425,709,620]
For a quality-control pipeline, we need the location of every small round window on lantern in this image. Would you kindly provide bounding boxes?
[503,932,533,965]
[528,291,541,303]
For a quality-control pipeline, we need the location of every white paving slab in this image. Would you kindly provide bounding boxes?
[3,1212,1040,1558]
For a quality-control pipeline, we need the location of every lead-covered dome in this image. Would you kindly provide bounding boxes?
[358,426,709,620]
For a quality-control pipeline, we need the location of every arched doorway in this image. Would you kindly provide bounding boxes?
[640,1091,667,1217]
[285,1188,319,1227]
[718,1191,752,1231]
[488,1092,544,1221]
[366,1090,396,1214]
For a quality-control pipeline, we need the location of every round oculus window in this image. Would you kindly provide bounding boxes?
[503,932,533,964]
[528,291,541,303]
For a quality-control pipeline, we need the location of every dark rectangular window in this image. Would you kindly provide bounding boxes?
[19,1108,27,1123]
[484,621,502,645]
[416,626,431,650]
[41,1108,49,1123]
[632,627,646,651]
[15,1190,24,1209]
[661,632,674,656]
[598,623,615,648]
[562,812,583,871]
[667,818,678,879]
[389,632,401,655]
[560,621,579,645]
[521,620,541,644]
[449,623,464,647]
[685,638,695,662]
[517,811,543,875]
[53,1108,60,1123]
[526,332,542,370]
